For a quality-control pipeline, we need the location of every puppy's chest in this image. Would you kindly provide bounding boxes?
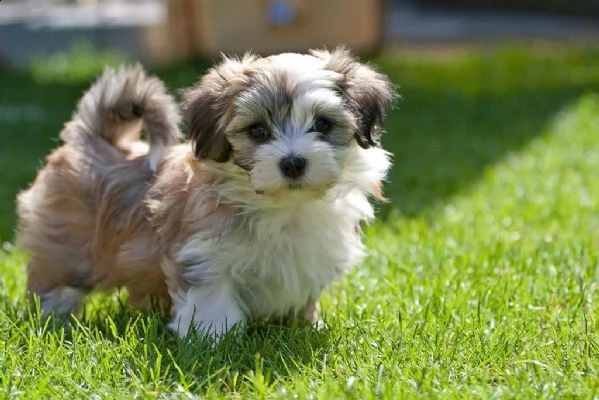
[222,204,365,314]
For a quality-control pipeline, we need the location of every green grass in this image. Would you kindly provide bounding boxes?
[1,44,598,398]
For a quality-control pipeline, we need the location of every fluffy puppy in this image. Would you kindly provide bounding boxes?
[16,48,395,339]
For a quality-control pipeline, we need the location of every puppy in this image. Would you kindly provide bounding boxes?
[16,47,395,339]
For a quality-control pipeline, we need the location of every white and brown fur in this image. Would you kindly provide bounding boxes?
[16,48,396,338]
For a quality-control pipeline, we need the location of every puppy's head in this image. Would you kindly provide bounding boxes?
[182,47,395,200]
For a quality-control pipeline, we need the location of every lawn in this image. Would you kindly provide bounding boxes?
[0,44,598,398]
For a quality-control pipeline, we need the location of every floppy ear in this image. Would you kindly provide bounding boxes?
[181,54,255,161]
[313,47,396,148]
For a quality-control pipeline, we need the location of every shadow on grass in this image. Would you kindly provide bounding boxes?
[2,47,599,240]
[376,47,599,219]
[0,281,331,392]
[30,300,332,392]
[379,85,599,219]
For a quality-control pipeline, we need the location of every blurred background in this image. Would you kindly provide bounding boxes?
[1,0,599,66]
[0,0,598,241]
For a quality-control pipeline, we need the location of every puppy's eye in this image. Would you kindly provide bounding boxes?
[248,123,270,142]
[310,117,332,133]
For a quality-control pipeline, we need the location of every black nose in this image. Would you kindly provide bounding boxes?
[279,155,307,179]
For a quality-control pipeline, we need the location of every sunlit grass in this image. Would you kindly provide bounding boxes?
[29,42,130,84]
[1,44,598,398]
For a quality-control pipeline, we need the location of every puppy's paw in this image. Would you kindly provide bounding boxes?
[312,319,329,331]
[37,286,87,317]
[169,280,245,342]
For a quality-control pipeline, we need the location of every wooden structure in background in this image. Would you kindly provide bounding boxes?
[148,0,384,62]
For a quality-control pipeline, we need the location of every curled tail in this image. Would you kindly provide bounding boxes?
[61,64,182,171]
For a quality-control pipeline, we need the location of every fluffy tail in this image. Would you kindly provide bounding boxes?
[61,64,182,171]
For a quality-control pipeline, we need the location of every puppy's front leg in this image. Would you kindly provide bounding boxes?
[303,296,321,324]
[169,279,245,340]
[283,295,327,330]
[304,296,329,330]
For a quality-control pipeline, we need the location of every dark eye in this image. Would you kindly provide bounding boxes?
[310,117,332,133]
[248,123,270,142]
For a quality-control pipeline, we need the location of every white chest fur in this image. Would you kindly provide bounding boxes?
[177,189,372,319]
[229,191,371,317]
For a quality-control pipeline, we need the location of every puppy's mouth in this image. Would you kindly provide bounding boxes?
[254,182,304,195]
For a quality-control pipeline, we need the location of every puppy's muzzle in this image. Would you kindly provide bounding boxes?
[279,155,307,179]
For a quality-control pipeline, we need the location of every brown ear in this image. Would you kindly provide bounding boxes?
[181,54,256,161]
[313,47,396,148]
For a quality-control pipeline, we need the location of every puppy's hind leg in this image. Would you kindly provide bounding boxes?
[25,257,92,319]
[37,286,88,317]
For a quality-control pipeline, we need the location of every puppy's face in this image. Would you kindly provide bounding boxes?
[183,48,395,201]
